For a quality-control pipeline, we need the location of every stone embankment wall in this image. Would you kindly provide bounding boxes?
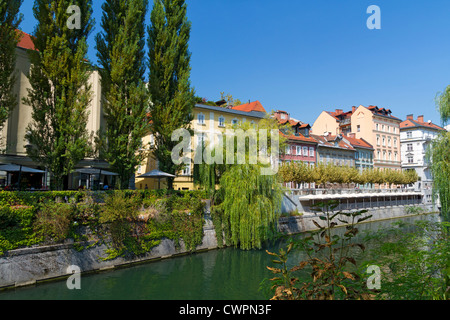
[0,204,436,289]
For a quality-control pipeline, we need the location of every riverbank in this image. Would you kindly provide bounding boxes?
[0,203,437,290]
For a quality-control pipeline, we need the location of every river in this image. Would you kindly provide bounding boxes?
[0,213,441,300]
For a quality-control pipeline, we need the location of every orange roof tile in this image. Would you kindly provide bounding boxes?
[400,119,445,131]
[343,135,374,150]
[232,101,266,113]
[280,131,317,144]
[311,134,355,151]
[16,30,36,51]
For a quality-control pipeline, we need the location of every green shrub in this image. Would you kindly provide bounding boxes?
[99,191,141,251]
[33,202,76,242]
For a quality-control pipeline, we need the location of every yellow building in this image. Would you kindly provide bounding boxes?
[0,30,107,189]
[312,105,402,171]
[136,101,268,190]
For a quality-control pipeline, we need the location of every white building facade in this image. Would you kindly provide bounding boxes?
[400,115,446,203]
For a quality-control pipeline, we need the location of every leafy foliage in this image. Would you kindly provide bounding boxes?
[279,162,418,188]
[0,0,23,130]
[95,0,150,189]
[362,220,450,300]
[34,202,75,242]
[23,0,94,190]
[0,190,207,258]
[196,118,287,250]
[266,201,374,300]
[147,0,195,188]
[427,130,450,221]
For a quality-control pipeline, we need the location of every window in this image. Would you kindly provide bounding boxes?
[355,152,359,160]
[407,156,414,164]
[303,147,308,156]
[285,146,291,155]
[376,124,379,131]
[383,151,386,161]
[376,136,380,145]
[388,152,392,161]
[231,118,239,125]
[407,143,413,152]
[388,137,391,147]
[357,125,360,132]
[394,138,397,147]
[382,137,385,146]
[394,152,398,161]
[197,113,205,125]
[218,116,225,127]
[182,164,191,176]
[407,131,412,139]
[296,146,302,155]
[197,133,205,147]
[377,150,380,160]
[309,147,315,157]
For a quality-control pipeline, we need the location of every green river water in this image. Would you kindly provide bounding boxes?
[0,213,441,300]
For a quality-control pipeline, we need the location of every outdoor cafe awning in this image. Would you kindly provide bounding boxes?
[74,168,119,176]
[0,164,45,173]
[137,169,176,189]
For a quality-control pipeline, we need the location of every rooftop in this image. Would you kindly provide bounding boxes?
[195,103,266,118]
[342,134,374,150]
[311,134,355,151]
[231,100,266,113]
[16,30,35,51]
[400,114,446,131]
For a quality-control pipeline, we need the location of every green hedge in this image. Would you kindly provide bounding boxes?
[0,205,40,255]
[0,189,208,257]
[0,189,208,207]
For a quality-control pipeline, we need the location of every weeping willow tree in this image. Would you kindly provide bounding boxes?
[432,87,450,221]
[195,116,287,250]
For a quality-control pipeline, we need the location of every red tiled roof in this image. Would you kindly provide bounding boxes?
[326,105,401,121]
[232,101,266,113]
[326,110,352,121]
[278,118,306,127]
[311,134,355,151]
[400,119,445,131]
[16,30,36,51]
[366,105,401,121]
[280,131,317,144]
[343,135,374,150]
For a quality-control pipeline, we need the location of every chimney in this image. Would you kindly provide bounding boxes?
[406,114,414,120]
[335,109,343,115]
[352,106,356,113]
[417,115,424,123]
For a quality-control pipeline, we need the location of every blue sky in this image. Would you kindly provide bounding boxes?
[18,0,450,127]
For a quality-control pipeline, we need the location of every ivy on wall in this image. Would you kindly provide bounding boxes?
[0,190,207,258]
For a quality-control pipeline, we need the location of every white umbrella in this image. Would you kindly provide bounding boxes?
[75,167,118,190]
[0,164,44,173]
[137,169,176,189]
[75,168,119,176]
[0,164,45,190]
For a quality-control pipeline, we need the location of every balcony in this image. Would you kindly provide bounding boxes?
[374,159,401,165]
[339,119,351,126]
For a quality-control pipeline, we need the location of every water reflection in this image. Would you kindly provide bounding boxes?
[0,213,439,300]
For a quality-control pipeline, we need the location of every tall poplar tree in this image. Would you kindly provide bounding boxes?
[0,0,23,130]
[148,0,195,188]
[24,0,94,190]
[95,0,150,189]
